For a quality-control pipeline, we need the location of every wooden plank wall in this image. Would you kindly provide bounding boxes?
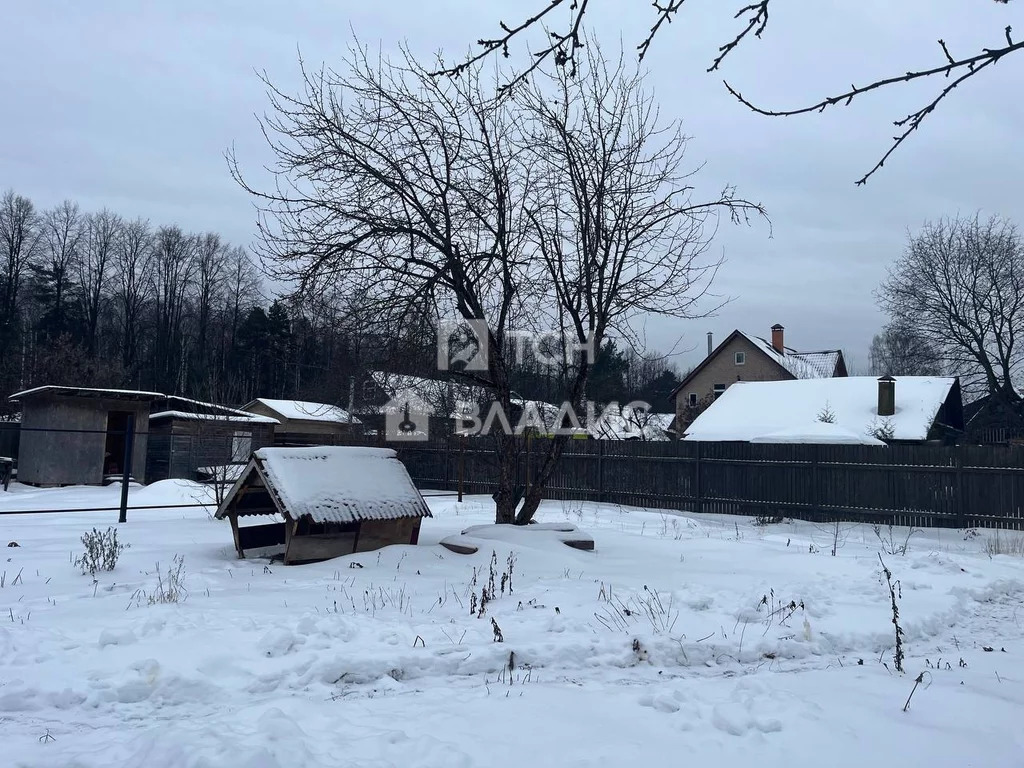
[324,436,1024,531]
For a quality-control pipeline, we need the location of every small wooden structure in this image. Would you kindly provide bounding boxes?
[215,446,431,565]
[147,396,278,481]
[240,398,362,446]
[10,386,159,486]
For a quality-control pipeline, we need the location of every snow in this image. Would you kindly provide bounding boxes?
[219,446,431,523]
[9,385,165,401]
[149,410,278,425]
[246,398,361,424]
[2,483,1024,767]
[750,421,887,446]
[685,376,957,442]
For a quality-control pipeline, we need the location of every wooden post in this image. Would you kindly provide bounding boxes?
[458,434,465,502]
[955,446,966,529]
[118,413,135,524]
[596,439,604,504]
[229,510,245,559]
[694,440,703,516]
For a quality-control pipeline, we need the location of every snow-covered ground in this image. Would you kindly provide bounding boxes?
[2,480,1023,767]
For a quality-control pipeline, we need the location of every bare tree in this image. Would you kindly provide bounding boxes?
[35,200,84,339]
[79,209,122,355]
[441,1,1020,184]
[113,217,153,373]
[151,226,197,391]
[235,41,760,524]
[877,214,1024,405]
[0,190,39,339]
[868,321,944,377]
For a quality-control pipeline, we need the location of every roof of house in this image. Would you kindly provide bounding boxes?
[749,421,886,446]
[739,332,843,380]
[244,398,361,425]
[216,446,431,523]
[671,330,844,399]
[367,371,484,419]
[683,376,959,443]
[9,385,164,402]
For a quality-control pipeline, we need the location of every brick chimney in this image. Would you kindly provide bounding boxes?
[770,324,784,353]
[877,375,895,416]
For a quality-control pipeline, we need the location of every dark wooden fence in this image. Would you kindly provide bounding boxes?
[328,435,1024,530]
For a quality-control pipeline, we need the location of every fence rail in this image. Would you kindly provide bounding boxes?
[328,435,1024,531]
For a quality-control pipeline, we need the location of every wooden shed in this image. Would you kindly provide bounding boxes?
[146,396,278,482]
[215,446,431,565]
[240,398,362,446]
[9,386,159,486]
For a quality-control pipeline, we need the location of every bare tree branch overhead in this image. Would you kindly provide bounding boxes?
[438,0,1019,184]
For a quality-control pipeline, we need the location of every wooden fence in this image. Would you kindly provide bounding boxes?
[330,435,1024,530]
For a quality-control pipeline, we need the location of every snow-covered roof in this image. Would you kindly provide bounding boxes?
[9,385,164,401]
[245,398,360,425]
[149,410,278,425]
[749,421,886,446]
[216,446,431,523]
[368,371,484,419]
[739,332,841,380]
[684,376,958,443]
[586,403,671,441]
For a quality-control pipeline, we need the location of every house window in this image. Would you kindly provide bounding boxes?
[688,393,698,407]
[231,431,253,462]
[713,384,726,399]
[735,351,745,365]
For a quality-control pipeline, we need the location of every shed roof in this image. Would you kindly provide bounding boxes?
[216,446,431,523]
[244,398,360,424]
[10,385,164,402]
[683,376,959,443]
[149,410,278,425]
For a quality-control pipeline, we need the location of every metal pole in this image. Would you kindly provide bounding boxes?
[118,414,135,524]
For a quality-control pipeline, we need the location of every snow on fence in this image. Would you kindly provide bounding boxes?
[322,434,1024,531]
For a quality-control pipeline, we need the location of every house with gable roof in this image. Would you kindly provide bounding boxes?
[671,324,848,432]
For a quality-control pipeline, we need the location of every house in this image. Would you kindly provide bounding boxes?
[215,446,432,564]
[9,386,161,486]
[241,398,362,445]
[146,396,278,482]
[962,392,1024,444]
[672,325,847,433]
[682,375,964,445]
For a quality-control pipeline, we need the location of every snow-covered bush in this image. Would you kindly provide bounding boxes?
[75,527,128,576]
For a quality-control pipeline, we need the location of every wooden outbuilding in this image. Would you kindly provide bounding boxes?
[146,396,278,481]
[10,386,160,486]
[215,446,431,565]
[240,399,362,446]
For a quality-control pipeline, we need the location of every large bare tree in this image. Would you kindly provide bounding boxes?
[441,1,1020,184]
[113,217,153,374]
[234,42,761,524]
[877,214,1024,407]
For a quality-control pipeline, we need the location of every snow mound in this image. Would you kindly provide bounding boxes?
[440,523,594,555]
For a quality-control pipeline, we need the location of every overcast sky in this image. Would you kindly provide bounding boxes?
[1,1,1020,373]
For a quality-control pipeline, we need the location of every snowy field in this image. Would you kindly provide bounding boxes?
[2,480,1023,767]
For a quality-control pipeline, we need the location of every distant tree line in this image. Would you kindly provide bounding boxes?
[0,189,681,415]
